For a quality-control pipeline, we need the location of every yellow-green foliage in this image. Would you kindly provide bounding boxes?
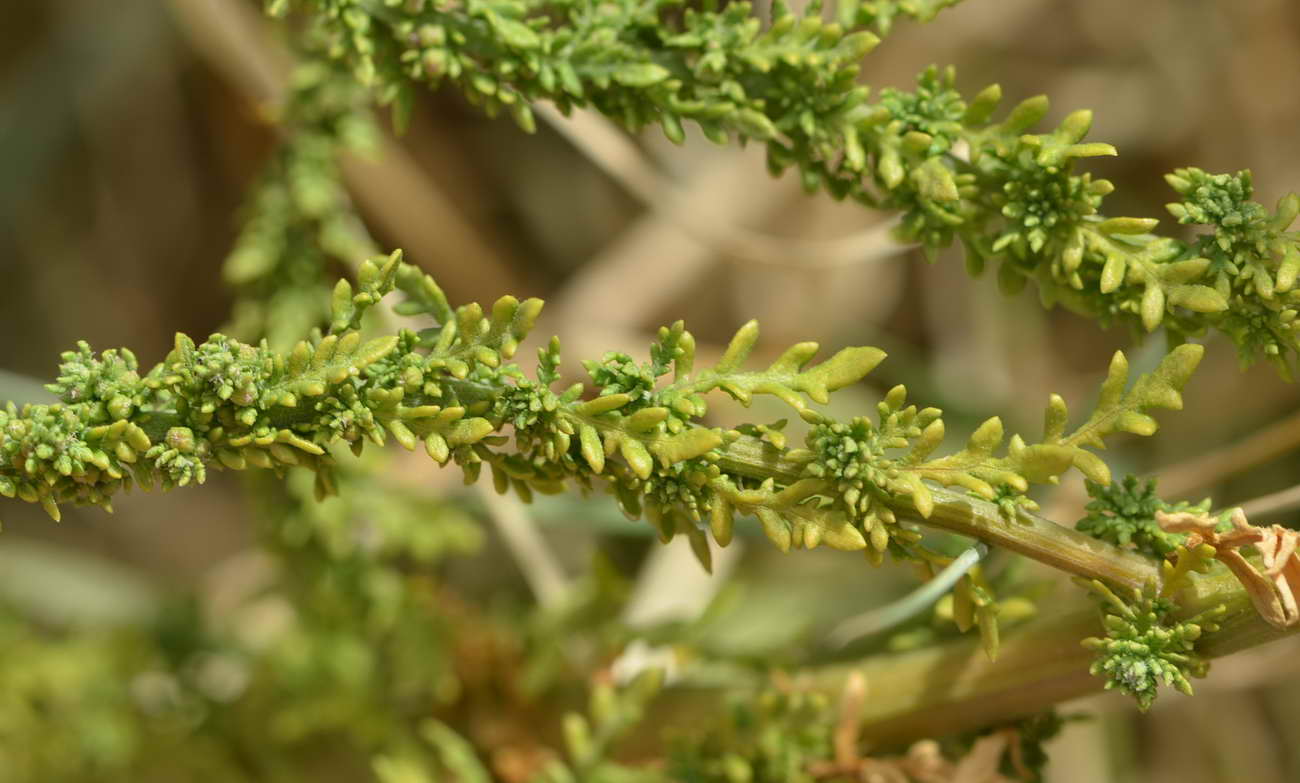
[1,252,1200,586]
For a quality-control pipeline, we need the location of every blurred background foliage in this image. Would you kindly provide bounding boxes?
[2,0,1300,781]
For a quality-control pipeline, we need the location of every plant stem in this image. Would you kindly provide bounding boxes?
[17,352,1298,746]
[657,570,1297,748]
[717,434,1161,591]
[40,366,1162,595]
[816,605,1102,745]
[793,576,1292,746]
[686,436,1298,741]
[648,541,1298,749]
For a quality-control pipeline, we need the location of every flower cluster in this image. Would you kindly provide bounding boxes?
[1165,168,1300,370]
[1081,581,1224,712]
[1075,475,1211,558]
[1,252,1201,616]
[262,0,1300,376]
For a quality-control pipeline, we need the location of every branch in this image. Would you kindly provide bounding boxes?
[0,254,1190,596]
[275,0,1300,375]
[5,256,1294,749]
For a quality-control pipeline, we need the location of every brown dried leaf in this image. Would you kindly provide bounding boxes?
[1256,523,1300,625]
[1157,508,1300,628]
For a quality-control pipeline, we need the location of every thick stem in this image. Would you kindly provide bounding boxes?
[656,576,1296,748]
[698,435,1295,740]
[913,486,1160,592]
[825,580,1295,744]
[817,605,1103,745]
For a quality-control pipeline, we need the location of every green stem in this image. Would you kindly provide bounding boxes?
[6,363,1164,595]
[10,345,1295,745]
[125,387,1300,741]
[663,572,1287,747]
[479,380,1162,590]
[716,432,1161,591]
[817,605,1103,745]
[844,585,1295,744]
[914,487,1159,591]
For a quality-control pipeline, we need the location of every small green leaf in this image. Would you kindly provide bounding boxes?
[486,12,539,49]
[717,320,760,372]
[755,507,791,552]
[578,424,605,473]
[821,518,867,551]
[619,437,654,479]
[444,417,495,446]
[578,394,632,416]
[651,428,722,466]
[1167,284,1227,313]
[734,108,776,139]
[1043,394,1069,442]
[1097,217,1160,235]
[963,83,1002,126]
[1000,95,1049,134]
[612,62,670,87]
[1140,285,1165,332]
[1099,254,1127,294]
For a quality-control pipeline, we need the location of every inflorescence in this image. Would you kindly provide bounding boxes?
[1075,475,1211,559]
[267,0,1300,375]
[1,253,1201,591]
[1081,581,1225,712]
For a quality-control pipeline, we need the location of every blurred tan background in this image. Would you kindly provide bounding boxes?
[2,0,1300,780]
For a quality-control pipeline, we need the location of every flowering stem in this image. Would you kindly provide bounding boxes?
[717,433,1161,590]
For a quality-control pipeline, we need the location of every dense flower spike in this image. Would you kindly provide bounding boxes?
[266,0,1300,376]
[0,257,1198,591]
[1081,581,1224,712]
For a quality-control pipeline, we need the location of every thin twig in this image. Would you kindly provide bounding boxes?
[477,484,571,608]
[537,104,910,269]
[1240,482,1300,519]
[1157,407,1300,497]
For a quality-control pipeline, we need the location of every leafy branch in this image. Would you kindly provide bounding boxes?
[266,0,1300,378]
[0,256,1196,595]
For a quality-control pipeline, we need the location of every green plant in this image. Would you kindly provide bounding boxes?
[3,0,1300,780]
[275,0,1300,374]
